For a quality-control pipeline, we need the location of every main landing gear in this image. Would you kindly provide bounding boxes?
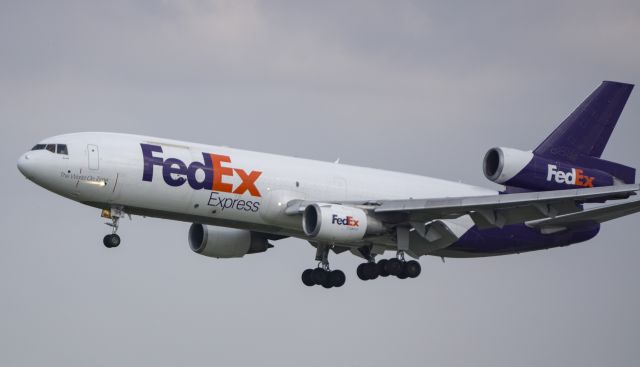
[102,207,125,248]
[301,244,346,288]
[357,251,421,281]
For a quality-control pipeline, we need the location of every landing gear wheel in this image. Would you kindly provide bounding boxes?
[311,268,328,285]
[364,262,379,280]
[397,264,409,279]
[377,259,390,277]
[301,269,315,287]
[321,276,333,289]
[405,260,421,278]
[385,258,403,276]
[357,263,369,281]
[305,243,347,289]
[329,270,346,288]
[103,234,121,248]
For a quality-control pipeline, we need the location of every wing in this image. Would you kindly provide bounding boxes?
[371,184,639,229]
[285,184,639,258]
[527,198,640,230]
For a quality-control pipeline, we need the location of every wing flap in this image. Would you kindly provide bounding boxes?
[374,184,639,228]
[527,199,640,228]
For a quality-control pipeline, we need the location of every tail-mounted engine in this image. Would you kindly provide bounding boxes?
[482,147,633,191]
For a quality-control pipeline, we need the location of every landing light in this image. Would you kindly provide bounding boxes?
[82,179,107,187]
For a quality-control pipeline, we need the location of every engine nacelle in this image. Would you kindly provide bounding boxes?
[483,147,534,184]
[483,146,617,191]
[302,203,385,243]
[188,224,272,259]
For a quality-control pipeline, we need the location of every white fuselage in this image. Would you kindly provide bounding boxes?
[17,132,496,240]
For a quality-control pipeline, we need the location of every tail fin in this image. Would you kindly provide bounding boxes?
[533,81,635,183]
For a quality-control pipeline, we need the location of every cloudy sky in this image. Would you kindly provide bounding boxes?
[1,1,640,366]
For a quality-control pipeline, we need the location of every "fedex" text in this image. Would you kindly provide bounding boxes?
[546,164,594,187]
[141,144,263,197]
[332,215,359,227]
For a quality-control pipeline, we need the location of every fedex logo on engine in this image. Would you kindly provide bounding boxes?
[332,215,360,227]
[141,143,262,197]
[546,164,594,188]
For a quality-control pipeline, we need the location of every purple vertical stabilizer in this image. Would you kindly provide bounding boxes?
[484,81,636,191]
[534,81,633,160]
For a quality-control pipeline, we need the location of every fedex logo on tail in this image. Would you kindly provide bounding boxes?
[546,164,594,188]
[332,215,360,227]
[141,144,262,197]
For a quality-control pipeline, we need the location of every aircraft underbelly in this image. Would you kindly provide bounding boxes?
[436,223,601,257]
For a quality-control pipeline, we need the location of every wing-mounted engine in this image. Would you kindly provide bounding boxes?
[188,224,273,258]
[302,203,386,242]
[482,147,630,191]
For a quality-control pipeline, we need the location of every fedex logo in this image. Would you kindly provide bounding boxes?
[332,215,360,227]
[546,164,594,188]
[141,144,262,197]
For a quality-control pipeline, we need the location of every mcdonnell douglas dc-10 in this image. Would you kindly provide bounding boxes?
[17,81,640,288]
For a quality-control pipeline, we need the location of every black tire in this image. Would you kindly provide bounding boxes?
[397,264,409,279]
[301,269,315,287]
[364,262,379,280]
[103,235,113,248]
[103,234,120,248]
[385,258,403,276]
[311,268,328,285]
[110,234,121,247]
[321,275,333,289]
[405,260,421,278]
[357,263,369,280]
[329,270,346,288]
[377,259,390,277]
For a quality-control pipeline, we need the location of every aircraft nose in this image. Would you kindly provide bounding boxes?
[17,153,33,178]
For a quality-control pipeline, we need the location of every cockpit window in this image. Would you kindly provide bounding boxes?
[31,143,69,155]
[57,144,68,155]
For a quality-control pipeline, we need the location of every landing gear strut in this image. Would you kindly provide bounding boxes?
[102,207,125,248]
[301,243,346,288]
[357,251,421,281]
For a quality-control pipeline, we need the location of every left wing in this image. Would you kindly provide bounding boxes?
[285,184,639,257]
[371,184,639,229]
[526,198,640,229]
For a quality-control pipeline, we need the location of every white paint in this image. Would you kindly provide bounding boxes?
[17,132,496,247]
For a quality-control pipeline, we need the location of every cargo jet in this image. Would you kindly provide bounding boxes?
[16,81,640,288]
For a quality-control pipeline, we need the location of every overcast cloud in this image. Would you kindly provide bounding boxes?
[1,1,640,366]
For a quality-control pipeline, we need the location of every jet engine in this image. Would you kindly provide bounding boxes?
[482,147,534,184]
[302,203,385,243]
[188,224,272,258]
[483,146,622,191]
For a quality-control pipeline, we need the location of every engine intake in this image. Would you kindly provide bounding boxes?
[302,203,385,243]
[188,224,272,258]
[483,147,534,184]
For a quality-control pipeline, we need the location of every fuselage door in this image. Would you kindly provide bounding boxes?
[88,144,99,170]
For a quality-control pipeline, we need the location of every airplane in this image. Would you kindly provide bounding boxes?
[16,81,640,289]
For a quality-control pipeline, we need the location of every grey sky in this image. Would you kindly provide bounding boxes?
[1,1,640,366]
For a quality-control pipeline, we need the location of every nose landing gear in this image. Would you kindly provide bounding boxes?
[103,233,121,248]
[101,207,126,248]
